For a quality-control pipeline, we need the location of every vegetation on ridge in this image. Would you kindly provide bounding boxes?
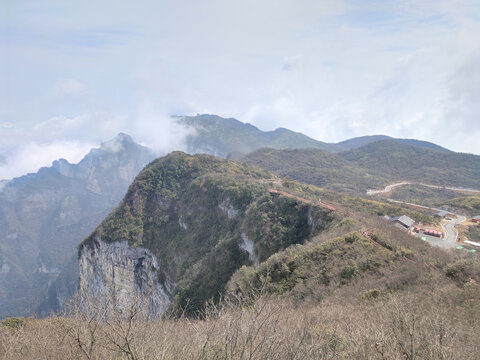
[241,140,480,194]
[80,152,336,315]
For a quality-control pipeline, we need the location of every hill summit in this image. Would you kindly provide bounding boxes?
[78,152,336,315]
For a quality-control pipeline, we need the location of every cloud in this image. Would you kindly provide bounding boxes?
[0,107,195,179]
[438,51,480,153]
[131,101,194,154]
[53,79,87,95]
[0,141,93,180]
[1,0,479,180]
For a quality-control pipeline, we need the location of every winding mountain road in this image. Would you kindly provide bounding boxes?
[367,182,480,196]
[367,182,411,195]
[441,215,466,243]
[368,183,470,249]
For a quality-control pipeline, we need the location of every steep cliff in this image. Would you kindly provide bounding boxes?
[0,133,155,317]
[78,152,336,315]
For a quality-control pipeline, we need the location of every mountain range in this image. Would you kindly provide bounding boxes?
[0,134,155,317]
[241,140,480,193]
[179,114,451,157]
[0,114,478,318]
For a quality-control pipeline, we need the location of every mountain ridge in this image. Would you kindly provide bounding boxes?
[0,133,156,317]
[240,139,480,193]
[177,114,454,156]
[78,151,337,315]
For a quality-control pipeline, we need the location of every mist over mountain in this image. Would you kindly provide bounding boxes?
[178,114,452,156]
[0,114,475,318]
[177,114,338,156]
[0,134,155,317]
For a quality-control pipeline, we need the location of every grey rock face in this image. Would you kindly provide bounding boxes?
[240,232,258,264]
[0,133,155,317]
[218,198,239,219]
[79,235,171,316]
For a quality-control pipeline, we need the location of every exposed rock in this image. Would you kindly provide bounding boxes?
[77,152,334,315]
[79,235,171,316]
[218,198,239,219]
[240,232,258,264]
[178,216,188,230]
[0,133,155,318]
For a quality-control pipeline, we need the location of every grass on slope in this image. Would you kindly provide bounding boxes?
[340,140,480,189]
[242,140,480,195]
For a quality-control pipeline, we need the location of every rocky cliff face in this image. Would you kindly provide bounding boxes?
[78,152,336,315]
[0,134,155,317]
[79,235,171,315]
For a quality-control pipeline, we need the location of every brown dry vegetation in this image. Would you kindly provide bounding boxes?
[1,282,479,360]
[3,201,477,359]
[2,157,479,359]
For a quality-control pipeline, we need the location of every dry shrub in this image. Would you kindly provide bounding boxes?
[0,283,479,359]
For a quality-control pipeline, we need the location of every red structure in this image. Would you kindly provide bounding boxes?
[424,229,443,238]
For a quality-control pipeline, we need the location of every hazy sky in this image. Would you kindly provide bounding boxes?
[1,0,480,179]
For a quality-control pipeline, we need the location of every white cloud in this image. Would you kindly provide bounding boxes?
[0,141,93,180]
[0,108,195,179]
[131,101,194,154]
[1,0,479,180]
[53,79,87,95]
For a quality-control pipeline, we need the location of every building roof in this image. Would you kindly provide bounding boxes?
[473,215,480,220]
[389,215,415,228]
[436,210,448,217]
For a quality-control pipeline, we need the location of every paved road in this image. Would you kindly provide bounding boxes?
[387,198,465,248]
[368,183,469,249]
[386,198,446,213]
[367,182,411,195]
[442,215,466,244]
[367,182,480,196]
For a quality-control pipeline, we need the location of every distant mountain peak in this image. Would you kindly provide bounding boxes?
[78,133,141,160]
[99,133,135,152]
[115,132,134,142]
[336,135,450,153]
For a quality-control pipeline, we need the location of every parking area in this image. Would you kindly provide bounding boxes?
[415,233,457,250]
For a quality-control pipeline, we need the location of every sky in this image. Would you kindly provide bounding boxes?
[1,0,480,179]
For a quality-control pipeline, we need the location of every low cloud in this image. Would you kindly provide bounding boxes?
[0,107,194,180]
[0,141,94,180]
[2,0,479,179]
[131,101,194,155]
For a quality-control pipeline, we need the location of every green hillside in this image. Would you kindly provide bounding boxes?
[241,147,389,192]
[79,152,337,315]
[336,135,451,152]
[178,114,340,156]
[340,140,480,189]
[241,140,480,194]
[5,152,479,359]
